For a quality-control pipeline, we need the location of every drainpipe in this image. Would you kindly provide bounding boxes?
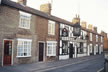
[58,22,60,60]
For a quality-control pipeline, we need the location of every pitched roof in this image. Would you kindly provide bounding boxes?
[1,0,102,36]
[1,0,72,26]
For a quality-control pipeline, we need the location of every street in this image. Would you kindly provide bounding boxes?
[37,55,104,72]
[0,54,104,72]
[104,51,108,72]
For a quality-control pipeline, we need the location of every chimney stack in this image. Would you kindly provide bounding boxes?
[81,21,86,28]
[88,24,93,30]
[18,0,27,5]
[72,15,80,24]
[101,31,108,38]
[93,26,97,33]
[40,3,51,15]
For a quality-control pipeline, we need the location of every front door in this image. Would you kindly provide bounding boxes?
[69,44,74,58]
[3,40,12,66]
[39,43,44,61]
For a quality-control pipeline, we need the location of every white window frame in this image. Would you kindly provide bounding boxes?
[47,41,57,56]
[19,11,31,29]
[83,30,87,39]
[90,33,92,41]
[96,44,98,53]
[48,20,55,35]
[101,36,103,43]
[90,44,92,53]
[101,45,103,52]
[96,35,98,42]
[17,39,32,57]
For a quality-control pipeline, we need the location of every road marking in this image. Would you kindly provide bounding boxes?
[97,67,104,72]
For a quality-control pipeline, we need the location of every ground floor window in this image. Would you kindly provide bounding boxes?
[17,39,32,57]
[78,43,84,54]
[47,41,57,56]
[89,44,92,53]
[101,45,103,52]
[96,44,98,53]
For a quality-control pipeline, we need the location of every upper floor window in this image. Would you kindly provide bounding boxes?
[17,39,32,57]
[101,36,103,43]
[19,11,31,29]
[82,30,87,39]
[96,35,98,42]
[90,33,92,41]
[48,20,55,35]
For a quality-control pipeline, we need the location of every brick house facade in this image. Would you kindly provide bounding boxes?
[0,0,105,66]
[35,16,59,61]
[0,5,37,66]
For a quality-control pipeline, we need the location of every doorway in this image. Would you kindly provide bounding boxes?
[39,43,44,61]
[3,40,12,66]
[69,44,74,58]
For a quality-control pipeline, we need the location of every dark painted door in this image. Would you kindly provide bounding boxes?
[69,44,74,58]
[39,43,44,61]
[3,40,12,65]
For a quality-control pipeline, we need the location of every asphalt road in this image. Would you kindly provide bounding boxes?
[41,55,104,72]
[0,54,104,72]
[104,51,108,72]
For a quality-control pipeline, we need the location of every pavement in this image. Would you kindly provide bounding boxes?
[0,54,104,72]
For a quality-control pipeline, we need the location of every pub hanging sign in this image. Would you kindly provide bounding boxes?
[62,28,68,37]
[73,23,81,36]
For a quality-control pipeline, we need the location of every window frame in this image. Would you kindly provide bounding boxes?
[101,36,103,43]
[19,11,31,29]
[96,35,98,42]
[48,20,55,35]
[47,41,57,56]
[90,44,92,53]
[16,39,32,57]
[90,33,92,41]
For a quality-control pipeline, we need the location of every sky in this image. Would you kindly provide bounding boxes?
[11,0,108,34]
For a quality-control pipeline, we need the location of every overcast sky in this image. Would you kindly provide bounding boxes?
[12,0,108,34]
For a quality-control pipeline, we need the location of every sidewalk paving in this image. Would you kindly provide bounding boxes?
[0,54,104,72]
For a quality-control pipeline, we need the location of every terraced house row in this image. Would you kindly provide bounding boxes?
[0,0,105,66]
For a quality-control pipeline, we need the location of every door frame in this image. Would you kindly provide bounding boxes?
[38,41,45,62]
[2,39,14,66]
[69,43,74,58]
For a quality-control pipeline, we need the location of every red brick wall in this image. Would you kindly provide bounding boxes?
[35,16,59,61]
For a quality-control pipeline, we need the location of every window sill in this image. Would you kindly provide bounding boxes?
[19,26,30,29]
[48,34,55,36]
[47,55,56,57]
[16,55,31,58]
